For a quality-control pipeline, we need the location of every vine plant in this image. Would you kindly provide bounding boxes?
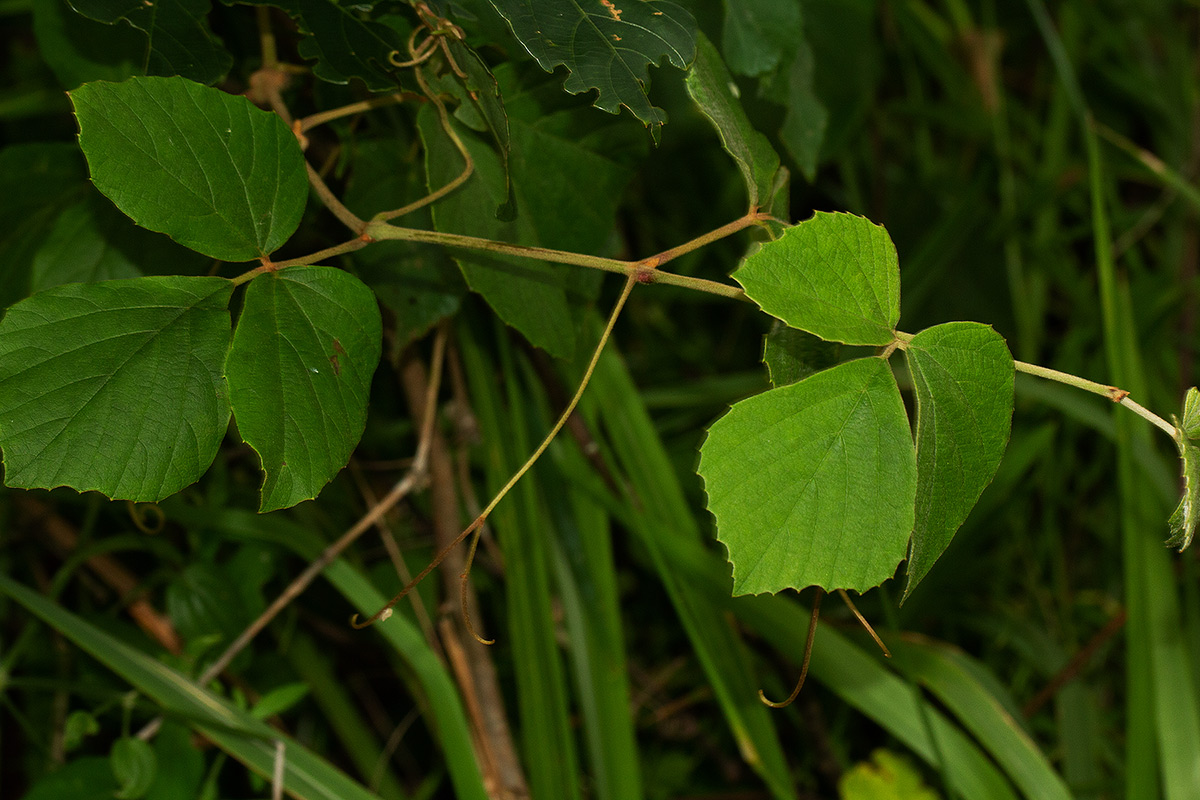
[0,0,1195,714]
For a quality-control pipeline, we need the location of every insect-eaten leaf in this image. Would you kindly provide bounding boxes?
[487,0,697,141]
[1168,387,1200,550]
[698,357,916,595]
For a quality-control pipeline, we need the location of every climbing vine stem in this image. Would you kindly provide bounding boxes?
[895,330,1175,437]
[1013,359,1175,436]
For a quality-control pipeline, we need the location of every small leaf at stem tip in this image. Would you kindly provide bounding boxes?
[1167,387,1200,550]
[733,211,901,346]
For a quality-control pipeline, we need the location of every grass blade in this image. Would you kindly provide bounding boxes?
[1027,3,1200,796]
[0,572,384,800]
[888,637,1072,800]
[162,505,489,800]
[459,318,582,800]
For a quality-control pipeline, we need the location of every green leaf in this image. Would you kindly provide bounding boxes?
[839,749,941,800]
[31,194,211,293]
[0,144,89,308]
[111,737,157,800]
[63,710,101,751]
[445,39,515,218]
[145,723,204,800]
[68,0,232,85]
[734,211,901,346]
[419,107,576,358]
[720,0,802,77]
[225,266,382,512]
[253,0,409,92]
[1168,387,1200,550]
[23,758,118,800]
[903,322,1014,600]
[71,76,308,262]
[0,276,233,501]
[685,33,781,211]
[33,0,143,89]
[762,322,839,387]
[698,357,916,594]
[250,682,311,720]
[762,41,828,183]
[508,118,631,256]
[31,198,142,288]
[486,0,697,137]
[166,562,250,647]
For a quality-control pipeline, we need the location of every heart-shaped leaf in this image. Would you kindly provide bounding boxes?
[734,211,901,346]
[71,76,307,262]
[0,276,233,501]
[225,267,382,512]
[698,357,916,594]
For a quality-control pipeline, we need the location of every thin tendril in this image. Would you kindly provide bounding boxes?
[459,527,492,645]
[836,589,890,658]
[351,275,638,630]
[759,588,824,708]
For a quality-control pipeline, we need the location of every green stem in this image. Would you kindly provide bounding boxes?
[1014,360,1175,437]
[363,220,748,300]
[307,161,365,234]
[899,329,1175,437]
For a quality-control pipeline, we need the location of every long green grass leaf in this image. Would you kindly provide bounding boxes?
[1027,3,1200,797]
[161,505,489,800]
[888,637,1072,800]
[459,318,582,800]
[0,573,384,800]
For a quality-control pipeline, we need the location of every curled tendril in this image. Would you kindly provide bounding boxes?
[759,588,823,708]
[459,527,493,645]
[127,501,165,535]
